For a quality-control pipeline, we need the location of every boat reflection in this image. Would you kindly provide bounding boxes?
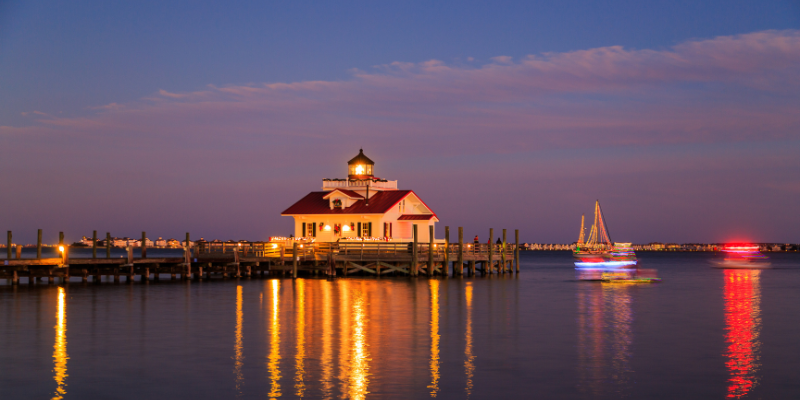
[52,287,68,400]
[723,270,762,398]
[576,283,634,397]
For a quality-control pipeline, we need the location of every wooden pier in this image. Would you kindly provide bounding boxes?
[0,227,520,285]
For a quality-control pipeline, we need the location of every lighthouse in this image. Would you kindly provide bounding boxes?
[281,149,438,242]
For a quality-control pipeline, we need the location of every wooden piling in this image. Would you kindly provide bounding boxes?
[36,229,42,259]
[428,225,434,276]
[92,230,97,259]
[412,224,418,277]
[59,231,64,246]
[444,226,450,276]
[469,260,476,276]
[458,227,464,276]
[515,229,520,273]
[15,245,21,259]
[106,232,111,259]
[142,267,149,282]
[11,270,18,285]
[6,231,11,260]
[141,231,147,258]
[292,243,298,279]
[501,229,507,274]
[488,228,493,274]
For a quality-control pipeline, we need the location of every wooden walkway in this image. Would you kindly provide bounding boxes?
[1,227,520,284]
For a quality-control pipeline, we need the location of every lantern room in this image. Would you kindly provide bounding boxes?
[347,149,374,179]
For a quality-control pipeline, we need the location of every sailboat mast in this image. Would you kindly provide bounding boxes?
[596,201,612,245]
[577,214,585,245]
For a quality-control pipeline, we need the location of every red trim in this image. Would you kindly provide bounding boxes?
[397,214,435,220]
[322,189,364,199]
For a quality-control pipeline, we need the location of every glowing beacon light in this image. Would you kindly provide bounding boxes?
[347,149,375,178]
[342,225,351,232]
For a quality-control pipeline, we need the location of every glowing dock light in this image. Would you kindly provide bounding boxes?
[58,246,64,253]
[272,244,278,249]
[342,225,351,232]
[324,225,332,231]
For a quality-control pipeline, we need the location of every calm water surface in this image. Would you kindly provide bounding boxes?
[2,251,800,399]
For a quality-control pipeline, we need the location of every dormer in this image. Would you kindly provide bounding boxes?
[323,189,364,210]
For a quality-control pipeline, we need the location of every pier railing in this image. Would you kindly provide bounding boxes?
[194,241,517,259]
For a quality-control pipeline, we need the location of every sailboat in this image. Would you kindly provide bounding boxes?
[574,201,638,272]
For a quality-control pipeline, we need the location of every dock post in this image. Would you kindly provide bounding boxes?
[502,229,507,274]
[142,267,149,282]
[428,225,434,276]
[412,224,418,277]
[184,233,191,280]
[63,247,70,283]
[292,243,298,279]
[11,270,18,285]
[92,230,97,259]
[488,228,493,274]
[6,231,10,260]
[469,260,476,276]
[59,231,64,247]
[141,232,147,259]
[458,227,464,276]
[15,244,21,259]
[113,267,120,283]
[106,232,111,259]
[36,229,42,259]
[444,226,450,277]
[515,229,520,273]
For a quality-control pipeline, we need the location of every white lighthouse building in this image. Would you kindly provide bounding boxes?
[281,149,439,242]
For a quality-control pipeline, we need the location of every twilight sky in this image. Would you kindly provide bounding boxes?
[1,0,799,244]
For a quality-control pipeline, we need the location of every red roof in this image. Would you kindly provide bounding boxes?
[282,190,436,216]
[397,214,435,220]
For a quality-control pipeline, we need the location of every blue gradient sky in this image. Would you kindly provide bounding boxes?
[1,1,799,244]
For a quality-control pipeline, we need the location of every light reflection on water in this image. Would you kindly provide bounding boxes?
[51,287,68,400]
[464,282,475,398]
[724,270,762,399]
[294,279,306,397]
[233,285,243,395]
[428,280,440,397]
[267,280,281,399]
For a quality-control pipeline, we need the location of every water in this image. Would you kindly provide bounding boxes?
[2,251,800,399]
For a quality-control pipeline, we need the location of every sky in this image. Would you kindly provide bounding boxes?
[1,0,799,244]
